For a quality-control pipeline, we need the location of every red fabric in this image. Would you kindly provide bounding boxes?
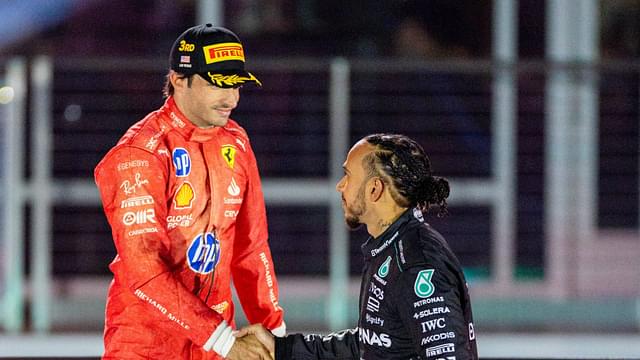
[95,97,284,359]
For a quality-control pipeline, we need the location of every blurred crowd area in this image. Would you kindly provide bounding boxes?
[1,0,638,60]
[0,0,639,280]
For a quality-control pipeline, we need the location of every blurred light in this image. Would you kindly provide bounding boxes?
[0,86,15,104]
[64,104,82,122]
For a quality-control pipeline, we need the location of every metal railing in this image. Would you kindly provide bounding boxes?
[2,0,639,335]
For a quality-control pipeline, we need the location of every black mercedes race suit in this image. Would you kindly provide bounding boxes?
[275,208,478,360]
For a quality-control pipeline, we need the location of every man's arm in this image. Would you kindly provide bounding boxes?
[237,324,360,360]
[230,139,285,334]
[393,264,477,359]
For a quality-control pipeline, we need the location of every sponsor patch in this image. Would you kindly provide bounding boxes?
[378,256,391,278]
[172,148,191,177]
[420,317,447,333]
[369,282,384,300]
[169,112,186,128]
[211,301,229,314]
[421,332,456,346]
[413,306,451,320]
[186,233,221,274]
[122,209,156,226]
[174,182,195,209]
[128,227,158,237]
[224,210,239,219]
[359,328,391,348]
[365,313,384,327]
[415,269,435,298]
[203,42,245,64]
[166,214,193,229]
[259,252,280,311]
[221,145,236,169]
[121,195,154,208]
[120,173,149,195]
[227,177,240,196]
[371,231,398,256]
[117,159,149,171]
[426,343,455,357]
[366,296,380,313]
[235,138,246,151]
[414,296,444,308]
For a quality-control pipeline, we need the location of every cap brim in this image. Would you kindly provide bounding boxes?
[199,71,262,88]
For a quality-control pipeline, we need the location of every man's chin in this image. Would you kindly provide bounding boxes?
[345,217,362,230]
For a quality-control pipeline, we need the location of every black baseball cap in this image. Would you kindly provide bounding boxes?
[170,24,261,88]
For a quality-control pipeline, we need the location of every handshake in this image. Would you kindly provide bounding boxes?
[226,324,277,360]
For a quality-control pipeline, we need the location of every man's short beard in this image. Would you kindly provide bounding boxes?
[344,183,366,230]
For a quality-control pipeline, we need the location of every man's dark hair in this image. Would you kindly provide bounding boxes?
[363,133,450,216]
[162,71,194,98]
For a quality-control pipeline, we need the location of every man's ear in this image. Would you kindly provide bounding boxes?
[369,177,384,202]
[170,71,185,90]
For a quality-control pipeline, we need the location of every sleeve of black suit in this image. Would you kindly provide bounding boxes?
[275,327,360,360]
[391,263,477,359]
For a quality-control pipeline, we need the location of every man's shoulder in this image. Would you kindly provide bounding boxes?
[117,110,169,153]
[394,220,451,271]
[223,118,249,139]
[95,111,168,173]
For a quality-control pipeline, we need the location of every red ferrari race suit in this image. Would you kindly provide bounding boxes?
[95,97,285,359]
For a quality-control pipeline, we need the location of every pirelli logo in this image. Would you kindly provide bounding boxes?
[203,43,245,64]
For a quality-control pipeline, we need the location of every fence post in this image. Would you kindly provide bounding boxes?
[2,58,27,333]
[31,56,54,332]
[327,58,350,330]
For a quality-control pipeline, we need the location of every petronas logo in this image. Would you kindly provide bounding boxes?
[377,256,392,278]
[414,269,435,298]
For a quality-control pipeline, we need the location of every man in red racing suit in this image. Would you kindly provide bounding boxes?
[94,24,285,359]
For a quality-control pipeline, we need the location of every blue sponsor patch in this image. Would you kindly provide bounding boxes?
[187,233,220,274]
[172,148,191,177]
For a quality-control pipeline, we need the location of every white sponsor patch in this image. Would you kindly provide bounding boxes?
[122,209,156,226]
[121,195,154,208]
[426,343,455,357]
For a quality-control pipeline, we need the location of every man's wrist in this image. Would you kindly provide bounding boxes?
[270,321,286,337]
[203,320,236,357]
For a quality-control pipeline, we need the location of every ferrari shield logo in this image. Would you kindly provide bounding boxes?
[221,145,236,169]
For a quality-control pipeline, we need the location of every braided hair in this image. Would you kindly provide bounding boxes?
[363,133,450,217]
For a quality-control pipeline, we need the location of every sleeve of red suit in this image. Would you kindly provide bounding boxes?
[230,139,286,336]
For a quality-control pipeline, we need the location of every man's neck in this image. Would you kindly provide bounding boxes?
[367,206,408,238]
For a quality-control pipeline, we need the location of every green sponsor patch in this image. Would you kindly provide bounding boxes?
[414,269,435,298]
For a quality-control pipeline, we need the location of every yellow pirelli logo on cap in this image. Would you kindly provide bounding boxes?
[203,42,245,64]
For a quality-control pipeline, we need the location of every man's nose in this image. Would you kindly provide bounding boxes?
[221,88,239,107]
[335,177,345,192]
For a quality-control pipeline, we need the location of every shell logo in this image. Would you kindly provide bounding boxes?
[174,182,195,209]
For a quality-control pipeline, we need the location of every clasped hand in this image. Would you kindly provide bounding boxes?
[225,324,275,360]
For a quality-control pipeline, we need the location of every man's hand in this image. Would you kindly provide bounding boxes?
[235,324,275,355]
[226,333,272,360]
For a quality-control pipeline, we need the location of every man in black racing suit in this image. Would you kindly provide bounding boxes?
[237,133,478,359]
